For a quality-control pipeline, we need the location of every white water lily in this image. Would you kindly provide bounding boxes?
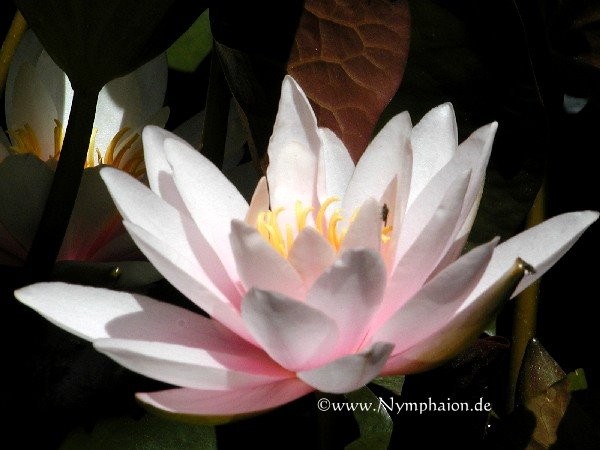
[15,76,597,419]
[0,31,168,264]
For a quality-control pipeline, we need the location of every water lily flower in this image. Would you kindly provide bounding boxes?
[0,31,168,265]
[15,76,597,420]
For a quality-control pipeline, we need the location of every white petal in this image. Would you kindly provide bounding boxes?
[242,288,339,371]
[94,338,289,390]
[267,76,321,215]
[317,128,354,202]
[35,50,73,126]
[245,176,269,225]
[298,342,393,394]
[230,220,304,299]
[164,136,248,279]
[407,103,457,206]
[101,167,240,303]
[343,111,412,214]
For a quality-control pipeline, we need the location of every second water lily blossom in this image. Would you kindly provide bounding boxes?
[15,76,597,419]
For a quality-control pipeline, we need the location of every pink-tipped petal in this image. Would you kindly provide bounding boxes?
[343,112,412,213]
[408,103,458,206]
[242,288,339,371]
[230,220,304,299]
[307,249,386,354]
[288,228,336,288]
[123,220,251,342]
[374,239,497,353]
[298,342,394,394]
[136,379,313,417]
[94,339,289,390]
[383,257,527,374]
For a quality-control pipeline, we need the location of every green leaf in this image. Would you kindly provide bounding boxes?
[567,368,588,392]
[167,10,212,73]
[371,375,405,396]
[60,413,217,450]
[345,387,393,450]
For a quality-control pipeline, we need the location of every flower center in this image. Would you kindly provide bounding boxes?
[8,120,145,178]
[256,197,393,258]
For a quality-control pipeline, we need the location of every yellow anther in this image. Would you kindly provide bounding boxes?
[53,119,64,159]
[316,196,339,234]
[295,201,312,233]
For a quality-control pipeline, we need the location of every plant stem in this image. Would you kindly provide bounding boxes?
[24,87,100,280]
[507,181,545,411]
[0,10,27,95]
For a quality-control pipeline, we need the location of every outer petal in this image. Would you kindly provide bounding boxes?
[5,30,43,115]
[306,249,386,355]
[342,111,412,214]
[298,342,394,394]
[230,220,304,298]
[94,339,289,390]
[241,288,338,371]
[101,167,240,303]
[288,228,336,288]
[267,76,321,215]
[142,126,191,209]
[386,171,471,308]
[123,220,251,342]
[136,379,313,417]
[164,137,248,278]
[34,50,73,126]
[479,211,599,298]
[373,239,497,353]
[407,103,457,207]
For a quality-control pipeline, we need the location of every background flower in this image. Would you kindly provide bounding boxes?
[15,76,597,421]
[0,31,168,265]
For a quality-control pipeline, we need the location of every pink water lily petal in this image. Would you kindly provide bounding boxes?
[298,342,394,394]
[288,228,336,288]
[245,177,269,225]
[14,282,220,344]
[475,211,599,300]
[94,339,289,390]
[102,167,240,303]
[241,288,339,371]
[386,171,472,310]
[123,220,251,341]
[230,220,304,299]
[374,239,497,353]
[307,249,386,355]
[164,137,248,278]
[453,122,497,236]
[267,77,320,214]
[136,379,313,417]
[340,198,383,253]
[317,128,355,203]
[407,103,457,207]
[142,126,191,210]
[343,111,412,214]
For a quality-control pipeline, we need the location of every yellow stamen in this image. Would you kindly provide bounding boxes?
[256,196,393,257]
